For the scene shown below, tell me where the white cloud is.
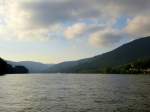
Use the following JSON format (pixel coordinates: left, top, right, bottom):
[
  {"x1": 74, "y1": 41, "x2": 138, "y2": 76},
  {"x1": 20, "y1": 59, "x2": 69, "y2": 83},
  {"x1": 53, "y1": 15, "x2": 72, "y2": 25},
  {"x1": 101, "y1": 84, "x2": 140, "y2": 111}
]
[
  {"x1": 64, "y1": 23, "x2": 87, "y2": 39},
  {"x1": 89, "y1": 28, "x2": 126, "y2": 47},
  {"x1": 64, "y1": 22, "x2": 106, "y2": 39},
  {"x1": 125, "y1": 16, "x2": 150, "y2": 38}
]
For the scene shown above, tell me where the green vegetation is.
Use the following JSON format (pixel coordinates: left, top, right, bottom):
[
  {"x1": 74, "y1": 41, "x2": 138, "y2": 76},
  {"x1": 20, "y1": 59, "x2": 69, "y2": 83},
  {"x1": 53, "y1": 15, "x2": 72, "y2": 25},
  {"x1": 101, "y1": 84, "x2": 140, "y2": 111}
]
[
  {"x1": 48, "y1": 36, "x2": 150, "y2": 74},
  {"x1": 99, "y1": 59, "x2": 150, "y2": 74}
]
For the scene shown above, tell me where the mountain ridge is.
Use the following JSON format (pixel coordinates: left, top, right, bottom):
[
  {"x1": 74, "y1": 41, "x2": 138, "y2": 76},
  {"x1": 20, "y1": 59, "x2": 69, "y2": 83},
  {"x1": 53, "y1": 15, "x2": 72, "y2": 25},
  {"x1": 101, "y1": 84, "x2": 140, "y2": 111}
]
[
  {"x1": 47, "y1": 36, "x2": 150, "y2": 73},
  {"x1": 7, "y1": 61, "x2": 54, "y2": 73}
]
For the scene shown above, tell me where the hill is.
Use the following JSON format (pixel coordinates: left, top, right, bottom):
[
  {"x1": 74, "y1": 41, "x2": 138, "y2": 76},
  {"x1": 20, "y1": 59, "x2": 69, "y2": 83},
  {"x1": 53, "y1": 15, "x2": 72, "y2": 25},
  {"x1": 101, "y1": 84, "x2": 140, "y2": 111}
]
[
  {"x1": 7, "y1": 61, "x2": 54, "y2": 73},
  {"x1": 47, "y1": 36, "x2": 150, "y2": 73},
  {"x1": 0, "y1": 58, "x2": 28, "y2": 75}
]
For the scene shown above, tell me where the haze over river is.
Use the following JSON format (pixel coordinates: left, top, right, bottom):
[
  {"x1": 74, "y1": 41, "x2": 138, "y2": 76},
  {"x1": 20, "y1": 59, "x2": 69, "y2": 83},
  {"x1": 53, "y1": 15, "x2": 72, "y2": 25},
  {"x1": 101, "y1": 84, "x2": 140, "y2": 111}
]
[{"x1": 0, "y1": 74, "x2": 150, "y2": 112}]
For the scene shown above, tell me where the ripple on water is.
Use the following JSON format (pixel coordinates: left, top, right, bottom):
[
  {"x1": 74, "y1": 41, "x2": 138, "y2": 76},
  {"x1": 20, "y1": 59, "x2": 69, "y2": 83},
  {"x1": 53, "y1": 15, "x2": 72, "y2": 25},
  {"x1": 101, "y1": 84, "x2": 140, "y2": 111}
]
[{"x1": 0, "y1": 74, "x2": 150, "y2": 112}]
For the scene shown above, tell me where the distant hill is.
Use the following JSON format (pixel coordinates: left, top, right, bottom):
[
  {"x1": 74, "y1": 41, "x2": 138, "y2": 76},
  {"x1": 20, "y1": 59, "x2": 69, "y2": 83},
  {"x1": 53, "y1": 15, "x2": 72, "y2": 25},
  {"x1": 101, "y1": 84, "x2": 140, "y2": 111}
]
[
  {"x1": 0, "y1": 58, "x2": 28, "y2": 75},
  {"x1": 7, "y1": 61, "x2": 54, "y2": 73},
  {"x1": 47, "y1": 36, "x2": 150, "y2": 73}
]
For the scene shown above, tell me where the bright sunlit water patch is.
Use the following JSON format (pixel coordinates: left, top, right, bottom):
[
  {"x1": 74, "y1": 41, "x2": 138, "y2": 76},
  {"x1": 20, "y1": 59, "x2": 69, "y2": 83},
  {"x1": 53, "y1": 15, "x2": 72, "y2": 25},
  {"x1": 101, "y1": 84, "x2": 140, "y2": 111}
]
[{"x1": 0, "y1": 74, "x2": 150, "y2": 112}]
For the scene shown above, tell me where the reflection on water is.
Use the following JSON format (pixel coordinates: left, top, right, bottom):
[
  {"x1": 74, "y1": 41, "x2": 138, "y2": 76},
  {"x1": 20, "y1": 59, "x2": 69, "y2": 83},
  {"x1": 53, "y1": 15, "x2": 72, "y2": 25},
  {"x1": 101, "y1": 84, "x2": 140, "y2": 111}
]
[{"x1": 0, "y1": 74, "x2": 150, "y2": 112}]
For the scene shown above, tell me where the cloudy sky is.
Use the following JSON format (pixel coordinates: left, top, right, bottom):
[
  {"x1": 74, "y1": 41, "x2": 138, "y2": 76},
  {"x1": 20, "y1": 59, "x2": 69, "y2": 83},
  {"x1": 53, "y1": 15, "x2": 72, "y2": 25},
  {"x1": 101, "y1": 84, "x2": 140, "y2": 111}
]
[{"x1": 0, "y1": 0, "x2": 150, "y2": 63}]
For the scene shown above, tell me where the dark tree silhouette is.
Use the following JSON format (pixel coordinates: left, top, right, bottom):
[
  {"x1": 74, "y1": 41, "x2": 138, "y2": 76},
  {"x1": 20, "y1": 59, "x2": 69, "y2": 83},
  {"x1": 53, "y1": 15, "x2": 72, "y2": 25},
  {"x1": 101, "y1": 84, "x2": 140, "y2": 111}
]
[
  {"x1": 13, "y1": 66, "x2": 29, "y2": 73},
  {"x1": 0, "y1": 58, "x2": 8, "y2": 75},
  {"x1": 0, "y1": 57, "x2": 29, "y2": 75}
]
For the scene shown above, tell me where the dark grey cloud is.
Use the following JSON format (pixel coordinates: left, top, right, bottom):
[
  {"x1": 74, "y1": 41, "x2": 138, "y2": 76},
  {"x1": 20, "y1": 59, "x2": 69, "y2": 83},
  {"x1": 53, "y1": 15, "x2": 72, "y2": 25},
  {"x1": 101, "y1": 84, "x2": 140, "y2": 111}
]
[
  {"x1": 21, "y1": 0, "x2": 103, "y2": 28},
  {"x1": 112, "y1": 0, "x2": 150, "y2": 16},
  {"x1": 20, "y1": 0, "x2": 150, "y2": 28}
]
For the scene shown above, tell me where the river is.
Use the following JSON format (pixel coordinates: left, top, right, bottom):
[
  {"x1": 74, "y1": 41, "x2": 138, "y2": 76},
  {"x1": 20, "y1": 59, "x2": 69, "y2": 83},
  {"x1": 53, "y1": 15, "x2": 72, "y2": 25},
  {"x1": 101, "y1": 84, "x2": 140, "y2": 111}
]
[{"x1": 0, "y1": 74, "x2": 150, "y2": 112}]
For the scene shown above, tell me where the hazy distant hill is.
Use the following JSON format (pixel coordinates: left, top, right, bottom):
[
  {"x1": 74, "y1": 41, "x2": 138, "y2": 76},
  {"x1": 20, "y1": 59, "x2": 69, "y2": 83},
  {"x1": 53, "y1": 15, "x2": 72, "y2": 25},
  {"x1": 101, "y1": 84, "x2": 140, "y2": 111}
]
[
  {"x1": 8, "y1": 61, "x2": 54, "y2": 73},
  {"x1": 0, "y1": 58, "x2": 28, "y2": 75},
  {"x1": 47, "y1": 36, "x2": 150, "y2": 73}
]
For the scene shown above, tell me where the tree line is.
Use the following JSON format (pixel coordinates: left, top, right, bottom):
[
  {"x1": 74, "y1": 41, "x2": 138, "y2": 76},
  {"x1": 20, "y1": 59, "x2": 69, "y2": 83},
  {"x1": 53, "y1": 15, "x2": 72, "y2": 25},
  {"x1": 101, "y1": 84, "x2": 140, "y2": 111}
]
[
  {"x1": 99, "y1": 58, "x2": 150, "y2": 74},
  {"x1": 0, "y1": 58, "x2": 28, "y2": 76}
]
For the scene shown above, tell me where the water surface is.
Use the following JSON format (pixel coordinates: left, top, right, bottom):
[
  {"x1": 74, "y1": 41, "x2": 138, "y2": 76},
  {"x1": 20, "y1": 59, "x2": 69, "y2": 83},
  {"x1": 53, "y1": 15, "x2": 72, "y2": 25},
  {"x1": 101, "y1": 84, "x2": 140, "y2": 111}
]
[{"x1": 0, "y1": 74, "x2": 150, "y2": 112}]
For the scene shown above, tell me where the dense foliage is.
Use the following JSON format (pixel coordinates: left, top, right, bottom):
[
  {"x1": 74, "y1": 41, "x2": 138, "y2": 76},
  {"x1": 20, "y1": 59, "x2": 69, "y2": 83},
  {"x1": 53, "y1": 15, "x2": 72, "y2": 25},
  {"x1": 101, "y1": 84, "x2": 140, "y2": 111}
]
[
  {"x1": 13, "y1": 66, "x2": 29, "y2": 74},
  {"x1": 0, "y1": 58, "x2": 8, "y2": 75},
  {"x1": 99, "y1": 59, "x2": 150, "y2": 74}
]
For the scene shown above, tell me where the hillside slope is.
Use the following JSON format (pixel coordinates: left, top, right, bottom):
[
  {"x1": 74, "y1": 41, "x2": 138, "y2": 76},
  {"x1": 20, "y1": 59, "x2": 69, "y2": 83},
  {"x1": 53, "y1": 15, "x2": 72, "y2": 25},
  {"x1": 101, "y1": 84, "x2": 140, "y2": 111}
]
[
  {"x1": 47, "y1": 36, "x2": 150, "y2": 73},
  {"x1": 8, "y1": 61, "x2": 53, "y2": 73}
]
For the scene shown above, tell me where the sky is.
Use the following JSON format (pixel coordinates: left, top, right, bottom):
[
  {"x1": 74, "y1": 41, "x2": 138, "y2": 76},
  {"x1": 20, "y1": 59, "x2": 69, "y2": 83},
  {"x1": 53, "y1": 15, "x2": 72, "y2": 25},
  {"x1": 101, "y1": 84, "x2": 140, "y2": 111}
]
[{"x1": 0, "y1": 0, "x2": 150, "y2": 63}]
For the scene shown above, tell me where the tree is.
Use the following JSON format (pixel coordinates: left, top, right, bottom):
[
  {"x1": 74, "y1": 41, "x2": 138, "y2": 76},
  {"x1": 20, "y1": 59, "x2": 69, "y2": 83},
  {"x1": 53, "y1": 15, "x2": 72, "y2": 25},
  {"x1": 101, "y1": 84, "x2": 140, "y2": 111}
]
[
  {"x1": 13, "y1": 66, "x2": 29, "y2": 73},
  {"x1": 0, "y1": 58, "x2": 8, "y2": 75},
  {"x1": 0, "y1": 57, "x2": 29, "y2": 75}
]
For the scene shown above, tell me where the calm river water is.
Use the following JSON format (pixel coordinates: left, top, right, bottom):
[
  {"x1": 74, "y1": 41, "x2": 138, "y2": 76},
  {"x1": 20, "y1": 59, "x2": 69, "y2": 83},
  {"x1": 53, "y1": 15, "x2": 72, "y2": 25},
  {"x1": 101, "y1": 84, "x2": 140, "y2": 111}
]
[{"x1": 0, "y1": 74, "x2": 150, "y2": 112}]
